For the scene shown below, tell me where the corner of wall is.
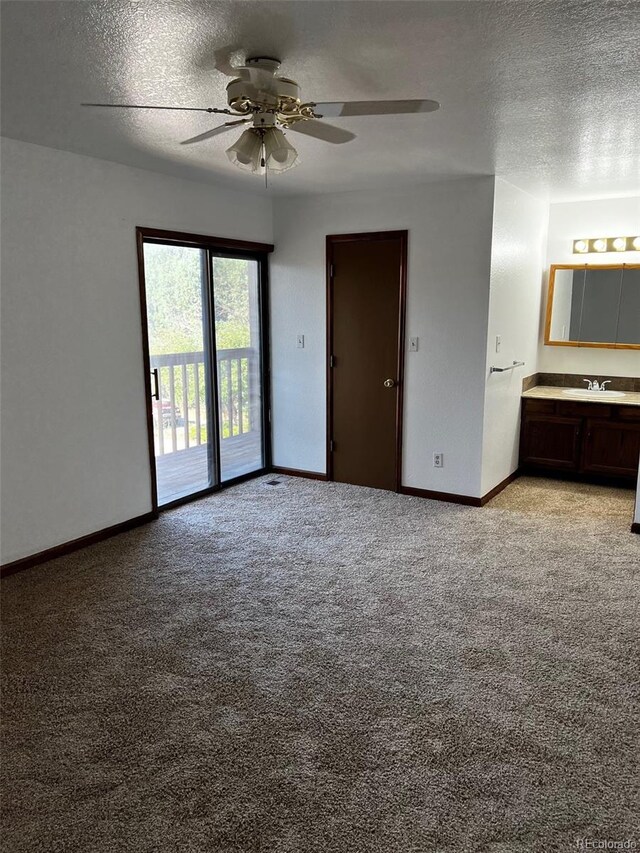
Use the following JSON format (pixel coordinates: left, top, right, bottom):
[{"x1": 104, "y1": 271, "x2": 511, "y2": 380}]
[{"x1": 479, "y1": 178, "x2": 549, "y2": 496}]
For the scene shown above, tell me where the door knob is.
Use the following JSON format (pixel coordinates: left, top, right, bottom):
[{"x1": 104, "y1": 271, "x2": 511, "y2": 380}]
[{"x1": 383, "y1": 378, "x2": 396, "y2": 388}]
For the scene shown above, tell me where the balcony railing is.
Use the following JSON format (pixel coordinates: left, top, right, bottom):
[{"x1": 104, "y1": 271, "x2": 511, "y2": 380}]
[{"x1": 150, "y1": 348, "x2": 259, "y2": 456}]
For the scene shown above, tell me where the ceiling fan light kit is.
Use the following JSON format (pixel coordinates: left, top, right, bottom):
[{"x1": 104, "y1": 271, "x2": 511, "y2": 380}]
[
  {"x1": 226, "y1": 126, "x2": 300, "y2": 174},
  {"x1": 82, "y1": 56, "x2": 440, "y2": 178}
]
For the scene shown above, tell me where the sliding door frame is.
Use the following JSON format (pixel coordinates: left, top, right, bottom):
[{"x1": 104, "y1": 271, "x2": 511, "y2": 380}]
[{"x1": 136, "y1": 227, "x2": 274, "y2": 513}]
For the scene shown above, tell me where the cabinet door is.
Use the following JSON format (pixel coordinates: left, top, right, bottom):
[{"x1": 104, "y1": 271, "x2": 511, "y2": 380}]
[
  {"x1": 582, "y1": 419, "x2": 640, "y2": 478},
  {"x1": 520, "y1": 415, "x2": 582, "y2": 470}
]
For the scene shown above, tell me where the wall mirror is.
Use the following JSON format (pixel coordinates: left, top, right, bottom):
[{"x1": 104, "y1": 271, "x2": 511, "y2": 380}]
[{"x1": 545, "y1": 264, "x2": 640, "y2": 349}]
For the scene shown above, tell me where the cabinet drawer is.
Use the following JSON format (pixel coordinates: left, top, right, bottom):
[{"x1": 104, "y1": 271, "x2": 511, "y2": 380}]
[
  {"x1": 522, "y1": 398, "x2": 557, "y2": 415},
  {"x1": 557, "y1": 402, "x2": 612, "y2": 418},
  {"x1": 616, "y1": 405, "x2": 640, "y2": 421}
]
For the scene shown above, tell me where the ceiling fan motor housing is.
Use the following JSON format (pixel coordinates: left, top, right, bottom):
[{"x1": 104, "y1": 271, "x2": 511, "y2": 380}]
[{"x1": 226, "y1": 56, "x2": 302, "y2": 115}]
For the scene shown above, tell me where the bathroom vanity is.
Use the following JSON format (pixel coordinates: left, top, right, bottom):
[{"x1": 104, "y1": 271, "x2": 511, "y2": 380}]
[
  {"x1": 520, "y1": 387, "x2": 640, "y2": 481},
  {"x1": 524, "y1": 261, "x2": 640, "y2": 484}
]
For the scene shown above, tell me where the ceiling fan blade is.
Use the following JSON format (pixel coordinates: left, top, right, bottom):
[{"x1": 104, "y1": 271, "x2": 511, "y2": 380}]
[
  {"x1": 287, "y1": 120, "x2": 355, "y2": 144},
  {"x1": 180, "y1": 119, "x2": 251, "y2": 146},
  {"x1": 313, "y1": 99, "x2": 440, "y2": 118},
  {"x1": 82, "y1": 103, "x2": 229, "y2": 114}
]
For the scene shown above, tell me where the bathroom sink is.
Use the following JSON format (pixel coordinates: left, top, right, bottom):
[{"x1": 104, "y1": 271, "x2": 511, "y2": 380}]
[{"x1": 563, "y1": 389, "x2": 626, "y2": 399}]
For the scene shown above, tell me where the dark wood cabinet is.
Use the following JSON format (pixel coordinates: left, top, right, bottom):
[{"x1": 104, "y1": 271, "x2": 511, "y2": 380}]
[
  {"x1": 582, "y1": 419, "x2": 640, "y2": 478},
  {"x1": 520, "y1": 397, "x2": 640, "y2": 482},
  {"x1": 521, "y1": 415, "x2": 582, "y2": 470}
]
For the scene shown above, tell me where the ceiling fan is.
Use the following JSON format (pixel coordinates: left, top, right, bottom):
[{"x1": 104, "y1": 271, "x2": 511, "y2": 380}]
[{"x1": 83, "y1": 56, "x2": 440, "y2": 177}]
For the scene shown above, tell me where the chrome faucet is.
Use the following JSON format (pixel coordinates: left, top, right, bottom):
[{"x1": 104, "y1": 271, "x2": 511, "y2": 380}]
[{"x1": 583, "y1": 379, "x2": 611, "y2": 391}]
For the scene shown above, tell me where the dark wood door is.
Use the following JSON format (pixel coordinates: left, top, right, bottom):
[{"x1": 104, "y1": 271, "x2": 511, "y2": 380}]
[
  {"x1": 327, "y1": 232, "x2": 407, "y2": 491},
  {"x1": 520, "y1": 415, "x2": 582, "y2": 470},
  {"x1": 582, "y1": 419, "x2": 640, "y2": 477}
]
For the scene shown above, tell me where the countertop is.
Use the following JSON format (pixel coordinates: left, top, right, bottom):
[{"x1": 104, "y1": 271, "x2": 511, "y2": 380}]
[{"x1": 522, "y1": 386, "x2": 640, "y2": 407}]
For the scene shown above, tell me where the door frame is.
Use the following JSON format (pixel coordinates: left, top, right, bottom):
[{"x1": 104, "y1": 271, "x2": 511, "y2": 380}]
[
  {"x1": 325, "y1": 230, "x2": 408, "y2": 491},
  {"x1": 136, "y1": 226, "x2": 274, "y2": 513}
]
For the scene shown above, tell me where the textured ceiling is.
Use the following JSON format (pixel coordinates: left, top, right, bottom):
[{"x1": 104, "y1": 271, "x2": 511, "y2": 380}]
[{"x1": 1, "y1": 0, "x2": 639, "y2": 199}]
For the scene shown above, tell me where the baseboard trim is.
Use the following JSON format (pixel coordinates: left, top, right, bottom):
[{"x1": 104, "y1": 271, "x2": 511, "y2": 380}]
[
  {"x1": 631, "y1": 522, "x2": 640, "y2": 535},
  {"x1": 399, "y1": 486, "x2": 482, "y2": 507},
  {"x1": 271, "y1": 466, "x2": 328, "y2": 481},
  {"x1": 399, "y1": 470, "x2": 519, "y2": 508},
  {"x1": 0, "y1": 511, "x2": 158, "y2": 579},
  {"x1": 479, "y1": 470, "x2": 520, "y2": 506}
]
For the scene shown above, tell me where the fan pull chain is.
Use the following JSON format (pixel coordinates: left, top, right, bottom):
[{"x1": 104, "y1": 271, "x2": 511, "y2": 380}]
[{"x1": 261, "y1": 139, "x2": 268, "y2": 188}]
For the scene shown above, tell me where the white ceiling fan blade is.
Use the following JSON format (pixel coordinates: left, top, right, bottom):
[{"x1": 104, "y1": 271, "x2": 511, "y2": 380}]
[
  {"x1": 82, "y1": 103, "x2": 230, "y2": 114},
  {"x1": 180, "y1": 119, "x2": 250, "y2": 146},
  {"x1": 313, "y1": 99, "x2": 440, "y2": 118},
  {"x1": 288, "y1": 120, "x2": 356, "y2": 144}
]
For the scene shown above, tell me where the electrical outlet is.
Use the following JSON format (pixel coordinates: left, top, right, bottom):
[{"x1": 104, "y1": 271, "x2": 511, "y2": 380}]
[
  {"x1": 409, "y1": 336, "x2": 419, "y2": 352},
  {"x1": 433, "y1": 452, "x2": 443, "y2": 468},
  {"x1": 495, "y1": 335, "x2": 502, "y2": 353},
  {"x1": 297, "y1": 334, "x2": 305, "y2": 349}
]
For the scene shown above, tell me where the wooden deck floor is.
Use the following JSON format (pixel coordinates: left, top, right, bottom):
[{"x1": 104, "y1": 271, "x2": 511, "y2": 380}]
[{"x1": 155, "y1": 432, "x2": 263, "y2": 505}]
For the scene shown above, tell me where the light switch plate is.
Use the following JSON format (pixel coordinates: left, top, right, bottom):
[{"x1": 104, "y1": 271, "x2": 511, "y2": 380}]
[
  {"x1": 297, "y1": 334, "x2": 305, "y2": 349},
  {"x1": 409, "y1": 337, "x2": 419, "y2": 352},
  {"x1": 495, "y1": 335, "x2": 502, "y2": 353}
]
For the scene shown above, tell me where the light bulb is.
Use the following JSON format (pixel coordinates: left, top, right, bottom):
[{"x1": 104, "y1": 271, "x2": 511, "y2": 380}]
[
  {"x1": 633, "y1": 236, "x2": 640, "y2": 251},
  {"x1": 574, "y1": 240, "x2": 588, "y2": 253},
  {"x1": 612, "y1": 237, "x2": 627, "y2": 251},
  {"x1": 593, "y1": 238, "x2": 607, "y2": 252}
]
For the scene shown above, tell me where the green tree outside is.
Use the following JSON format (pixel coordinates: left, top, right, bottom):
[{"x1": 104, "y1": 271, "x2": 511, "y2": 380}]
[{"x1": 144, "y1": 245, "x2": 257, "y2": 440}]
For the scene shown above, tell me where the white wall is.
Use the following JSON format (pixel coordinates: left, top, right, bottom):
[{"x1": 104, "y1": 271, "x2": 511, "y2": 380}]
[
  {"x1": 0, "y1": 138, "x2": 273, "y2": 564},
  {"x1": 480, "y1": 179, "x2": 548, "y2": 495},
  {"x1": 539, "y1": 196, "x2": 640, "y2": 377},
  {"x1": 5, "y1": 138, "x2": 633, "y2": 562},
  {"x1": 270, "y1": 177, "x2": 496, "y2": 497}
]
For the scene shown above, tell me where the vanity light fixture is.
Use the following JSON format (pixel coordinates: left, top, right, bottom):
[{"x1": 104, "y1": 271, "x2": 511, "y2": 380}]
[{"x1": 572, "y1": 236, "x2": 640, "y2": 254}]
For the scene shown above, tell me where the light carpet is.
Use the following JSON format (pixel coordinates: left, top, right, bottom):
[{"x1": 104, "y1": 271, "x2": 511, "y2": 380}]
[
  {"x1": 486, "y1": 474, "x2": 636, "y2": 524},
  {"x1": 2, "y1": 475, "x2": 639, "y2": 852}
]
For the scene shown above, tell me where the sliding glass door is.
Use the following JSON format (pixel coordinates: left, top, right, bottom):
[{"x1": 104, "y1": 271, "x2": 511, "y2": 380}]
[
  {"x1": 212, "y1": 256, "x2": 264, "y2": 482},
  {"x1": 144, "y1": 244, "x2": 214, "y2": 505},
  {"x1": 138, "y1": 231, "x2": 270, "y2": 508}
]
